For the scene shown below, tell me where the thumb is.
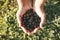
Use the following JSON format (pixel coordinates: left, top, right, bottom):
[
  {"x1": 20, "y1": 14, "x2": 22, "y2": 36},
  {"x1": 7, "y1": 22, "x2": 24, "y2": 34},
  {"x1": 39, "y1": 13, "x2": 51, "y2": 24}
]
[
  {"x1": 31, "y1": 27, "x2": 40, "y2": 34},
  {"x1": 40, "y1": 15, "x2": 46, "y2": 28},
  {"x1": 40, "y1": 22, "x2": 43, "y2": 28}
]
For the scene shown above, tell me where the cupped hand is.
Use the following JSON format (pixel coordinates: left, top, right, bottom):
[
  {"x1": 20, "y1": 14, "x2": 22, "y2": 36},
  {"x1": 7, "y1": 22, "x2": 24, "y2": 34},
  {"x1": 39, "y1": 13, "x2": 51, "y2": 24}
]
[
  {"x1": 16, "y1": 7, "x2": 33, "y2": 35},
  {"x1": 31, "y1": 8, "x2": 46, "y2": 34},
  {"x1": 16, "y1": 7, "x2": 46, "y2": 35},
  {"x1": 16, "y1": 0, "x2": 46, "y2": 35},
  {"x1": 30, "y1": 0, "x2": 46, "y2": 34}
]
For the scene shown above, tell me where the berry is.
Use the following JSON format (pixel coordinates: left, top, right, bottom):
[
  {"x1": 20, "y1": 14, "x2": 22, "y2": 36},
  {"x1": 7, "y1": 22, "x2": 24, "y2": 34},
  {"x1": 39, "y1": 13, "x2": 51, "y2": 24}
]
[{"x1": 21, "y1": 9, "x2": 41, "y2": 32}]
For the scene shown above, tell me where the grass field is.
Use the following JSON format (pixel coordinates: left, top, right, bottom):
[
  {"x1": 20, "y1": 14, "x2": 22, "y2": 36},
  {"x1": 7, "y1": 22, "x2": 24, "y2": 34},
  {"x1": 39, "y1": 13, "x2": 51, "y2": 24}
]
[{"x1": 0, "y1": 0, "x2": 60, "y2": 40}]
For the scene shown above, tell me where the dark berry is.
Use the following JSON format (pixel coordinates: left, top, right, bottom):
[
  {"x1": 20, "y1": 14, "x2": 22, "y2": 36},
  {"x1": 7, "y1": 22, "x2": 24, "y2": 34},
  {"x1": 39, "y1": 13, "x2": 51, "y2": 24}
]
[{"x1": 21, "y1": 9, "x2": 41, "y2": 32}]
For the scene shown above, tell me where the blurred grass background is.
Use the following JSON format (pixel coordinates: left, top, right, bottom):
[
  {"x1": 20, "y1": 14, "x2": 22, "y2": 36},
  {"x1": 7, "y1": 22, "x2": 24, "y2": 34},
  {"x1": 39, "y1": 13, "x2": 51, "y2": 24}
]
[{"x1": 0, "y1": 0, "x2": 60, "y2": 40}]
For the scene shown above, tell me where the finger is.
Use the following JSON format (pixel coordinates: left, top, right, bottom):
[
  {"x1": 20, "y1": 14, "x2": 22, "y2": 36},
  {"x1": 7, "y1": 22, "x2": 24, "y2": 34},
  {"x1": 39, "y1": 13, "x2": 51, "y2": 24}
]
[
  {"x1": 21, "y1": 27, "x2": 29, "y2": 34},
  {"x1": 21, "y1": 27, "x2": 32, "y2": 35},
  {"x1": 31, "y1": 27, "x2": 40, "y2": 34},
  {"x1": 40, "y1": 14, "x2": 46, "y2": 28},
  {"x1": 16, "y1": 10, "x2": 22, "y2": 27}
]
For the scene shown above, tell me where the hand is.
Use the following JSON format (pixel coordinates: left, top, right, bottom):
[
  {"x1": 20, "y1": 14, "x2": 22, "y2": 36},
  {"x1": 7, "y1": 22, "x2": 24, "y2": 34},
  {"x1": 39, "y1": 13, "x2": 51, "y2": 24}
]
[
  {"x1": 31, "y1": 8, "x2": 46, "y2": 34},
  {"x1": 16, "y1": 7, "x2": 32, "y2": 35},
  {"x1": 16, "y1": 0, "x2": 46, "y2": 35},
  {"x1": 30, "y1": 0, "x2": 46, "y2": 34},
  {"x1": 16, "y1": 0, "x2": 33, "y2": 35}
]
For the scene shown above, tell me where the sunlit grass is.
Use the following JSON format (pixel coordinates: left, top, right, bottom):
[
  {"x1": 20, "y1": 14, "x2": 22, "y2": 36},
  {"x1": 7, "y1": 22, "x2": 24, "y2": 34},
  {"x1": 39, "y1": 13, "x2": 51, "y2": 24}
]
[{"x1": 0, "y1": 0, "x2": 60, "y2": 40}]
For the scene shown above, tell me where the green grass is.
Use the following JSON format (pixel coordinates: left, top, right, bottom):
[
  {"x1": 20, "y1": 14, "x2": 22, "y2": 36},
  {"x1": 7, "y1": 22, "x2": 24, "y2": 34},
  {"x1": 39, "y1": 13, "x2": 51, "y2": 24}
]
[{"x1": 0, "y1": 0, "x2": 60, "y2": 40}]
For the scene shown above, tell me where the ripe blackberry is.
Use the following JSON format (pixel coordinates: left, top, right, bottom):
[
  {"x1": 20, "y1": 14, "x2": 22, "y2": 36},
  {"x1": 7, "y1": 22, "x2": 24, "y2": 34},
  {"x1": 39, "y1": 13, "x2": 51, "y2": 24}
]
[{"x1": 21, "y1": 9, "x2": 41, "y2": 32}]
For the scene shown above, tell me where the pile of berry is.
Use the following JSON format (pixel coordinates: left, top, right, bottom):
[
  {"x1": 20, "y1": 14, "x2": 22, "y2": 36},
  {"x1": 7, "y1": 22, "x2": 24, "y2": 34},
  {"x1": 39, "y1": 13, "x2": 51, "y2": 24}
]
[{"x1": 21, "y1": 9, "x2": 40, "y2": 32}]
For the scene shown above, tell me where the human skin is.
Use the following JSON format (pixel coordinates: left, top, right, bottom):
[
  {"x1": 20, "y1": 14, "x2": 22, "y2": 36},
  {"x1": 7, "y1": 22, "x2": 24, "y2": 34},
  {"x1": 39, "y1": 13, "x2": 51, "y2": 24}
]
[{"x1": 16, "y1": 0, "x2": 46, "y2": 35}]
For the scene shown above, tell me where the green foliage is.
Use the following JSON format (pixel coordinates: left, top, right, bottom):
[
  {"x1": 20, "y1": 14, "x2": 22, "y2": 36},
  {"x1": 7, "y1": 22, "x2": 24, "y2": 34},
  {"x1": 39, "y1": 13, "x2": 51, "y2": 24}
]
[{"x1": 0, "y1": 0, "x2": 60, "y2": 40}]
